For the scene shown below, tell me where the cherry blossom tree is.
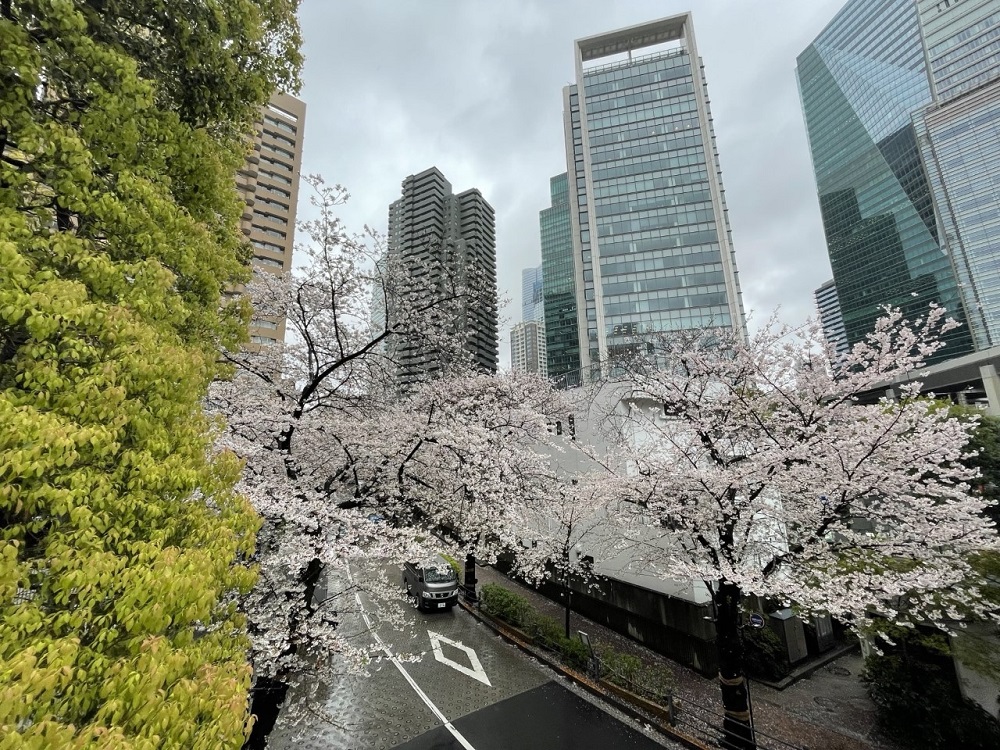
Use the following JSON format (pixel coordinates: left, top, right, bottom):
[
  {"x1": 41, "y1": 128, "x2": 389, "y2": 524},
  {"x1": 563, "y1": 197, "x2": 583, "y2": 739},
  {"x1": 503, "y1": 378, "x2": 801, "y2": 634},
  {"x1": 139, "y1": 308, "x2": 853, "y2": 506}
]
[
  {"x1": 594, "y1": 308, "x2": 1000, "y2": 750},
  {"x1": 511, "y1": 476, "x2": 616, "y2": 638},
  {"x1": 208, "y1": 179, "x2": 565, "y2": 743}
]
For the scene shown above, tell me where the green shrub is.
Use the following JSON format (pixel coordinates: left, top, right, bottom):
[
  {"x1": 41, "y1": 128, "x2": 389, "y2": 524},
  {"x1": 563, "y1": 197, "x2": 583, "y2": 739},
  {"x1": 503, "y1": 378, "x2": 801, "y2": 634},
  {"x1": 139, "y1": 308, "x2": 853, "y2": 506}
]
[
  {"x1": 864, "y1": 629, "x2": 1000, "y2": 749},
  {"x1": 521, "y1": 612, "x2": 590, "y2": 670},
  {"x1": 480, "y1": 584, "x2": 531, "y2": 627},
  {"x1": 598, "y1": 646, "x2": 676, "y2": 703},
  {"x1": 743, "y1": 624, "x2": 791, "y2": 681},
  {"x1": 558, "y1": 635, "x2": 591, "y2": 671},
  {"x1": 523, "y1": 611, "x2": 565, "y2": 646},
  {"x1": 441, "y1": 553, "x2": 462, "y2": 577},
  {"x1": 599, "y1": 646, "x2": 642, "y2": 685},
  {"x1": 635, "y1": 662, "x2": 677, "y2": 702}
]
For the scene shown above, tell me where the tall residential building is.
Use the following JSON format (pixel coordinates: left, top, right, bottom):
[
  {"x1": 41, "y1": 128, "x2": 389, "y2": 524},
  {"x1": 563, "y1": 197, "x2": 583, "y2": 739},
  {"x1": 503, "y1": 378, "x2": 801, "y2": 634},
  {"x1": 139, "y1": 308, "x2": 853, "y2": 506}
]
[
  {"x1": 815, "y1": 279, "x2": 850, "y2": 356},
  {"x1": 387, "y1": 167, "x2": 498, "y2": 387},
  {"x1": 239, "y1": 92, "x2": 306, "y2": 346},
  {"x1": 510, "y1": 321, "x2": 548, "y2": 377},
  {"x1": 795, "y1": 0, "x2": 1000, "y2": 362},
  {"x1": 522, "y1": 265, "x2": 545, "y2": 323},
  {"x1": 564, "y1": 14, "x2": 746, "y2": 380},
  {"x1": 540, "y1": 173, "x2": 582, "y2": 388}
]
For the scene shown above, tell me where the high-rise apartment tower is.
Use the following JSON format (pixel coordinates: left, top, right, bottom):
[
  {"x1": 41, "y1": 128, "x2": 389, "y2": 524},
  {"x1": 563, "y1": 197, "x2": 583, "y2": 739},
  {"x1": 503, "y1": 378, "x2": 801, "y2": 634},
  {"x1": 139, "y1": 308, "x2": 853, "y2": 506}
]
[
  {"x1": 510, "y1": 321, "x2": 548, "y2": 377},
  {"x1": 563, "y1": 14, "x2": 746, "y2": 379},
  {"x1": 238, "y1": 92, "x2": 306, "y2": 346},
  {"x1": 387, "y1": 167, "x2": 498, "y2": 387}
]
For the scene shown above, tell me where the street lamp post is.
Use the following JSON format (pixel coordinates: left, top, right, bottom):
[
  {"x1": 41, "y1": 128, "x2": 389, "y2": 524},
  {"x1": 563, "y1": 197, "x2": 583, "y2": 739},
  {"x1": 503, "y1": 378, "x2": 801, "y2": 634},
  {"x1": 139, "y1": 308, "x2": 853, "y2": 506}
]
[{"x1": 463, "y1": 551, "x2": 478, "y2": 603}]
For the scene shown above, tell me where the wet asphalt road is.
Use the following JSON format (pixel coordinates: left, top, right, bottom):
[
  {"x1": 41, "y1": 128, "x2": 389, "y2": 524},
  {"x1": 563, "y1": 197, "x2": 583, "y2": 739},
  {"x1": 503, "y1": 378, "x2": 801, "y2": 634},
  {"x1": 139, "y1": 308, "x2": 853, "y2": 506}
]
[{"x1": 268, "y1": 562, "x2": 676, "y2": 749}]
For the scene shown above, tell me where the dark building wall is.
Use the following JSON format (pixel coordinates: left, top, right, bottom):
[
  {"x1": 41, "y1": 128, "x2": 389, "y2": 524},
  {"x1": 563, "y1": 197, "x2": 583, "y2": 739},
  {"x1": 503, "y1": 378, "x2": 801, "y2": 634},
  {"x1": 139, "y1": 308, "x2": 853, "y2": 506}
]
[{"x1": 511, "y1": 565, "x2": 718, "y2": 676}]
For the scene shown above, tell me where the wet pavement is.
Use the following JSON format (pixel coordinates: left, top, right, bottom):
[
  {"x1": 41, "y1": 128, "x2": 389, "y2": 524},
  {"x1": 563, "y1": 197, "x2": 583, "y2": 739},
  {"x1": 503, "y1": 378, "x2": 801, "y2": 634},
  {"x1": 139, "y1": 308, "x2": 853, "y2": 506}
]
[
  {"x1": 396, "y1": 682, "x2": 669, "y2": 750},
  {"x1": 267, "y1": 561, "x2": 680, "y2": 749}
]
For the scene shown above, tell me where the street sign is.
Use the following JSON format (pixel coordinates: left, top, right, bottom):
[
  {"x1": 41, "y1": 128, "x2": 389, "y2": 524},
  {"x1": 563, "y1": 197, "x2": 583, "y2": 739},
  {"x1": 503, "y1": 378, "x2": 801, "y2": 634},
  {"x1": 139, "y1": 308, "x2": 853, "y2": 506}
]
[{"x1": 748, "y1": 613, "x2": 765, "y2": 629}]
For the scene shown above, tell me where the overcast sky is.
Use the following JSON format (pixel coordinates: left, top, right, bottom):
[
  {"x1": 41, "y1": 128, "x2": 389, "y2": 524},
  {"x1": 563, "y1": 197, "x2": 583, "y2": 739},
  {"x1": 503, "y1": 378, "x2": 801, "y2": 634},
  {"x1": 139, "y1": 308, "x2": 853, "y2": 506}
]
[{"x1": 296, "y1": 0, "x2": 847, "y2": 367}]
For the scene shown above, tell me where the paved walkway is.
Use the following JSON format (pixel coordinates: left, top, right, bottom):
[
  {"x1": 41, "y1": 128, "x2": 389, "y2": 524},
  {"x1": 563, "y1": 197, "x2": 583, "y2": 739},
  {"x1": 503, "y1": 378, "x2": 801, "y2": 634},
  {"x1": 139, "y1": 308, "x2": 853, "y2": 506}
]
[{"x1": 474, "y1": 566, "x2": 903, "y2": 750}]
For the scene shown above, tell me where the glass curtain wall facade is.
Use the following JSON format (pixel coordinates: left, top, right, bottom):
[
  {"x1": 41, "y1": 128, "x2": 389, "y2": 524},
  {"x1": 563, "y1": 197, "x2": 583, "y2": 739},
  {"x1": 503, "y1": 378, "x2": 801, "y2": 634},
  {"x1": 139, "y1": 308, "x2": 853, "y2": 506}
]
[
  {"x1": 566, "y1": 15, "x2": 745, "y2": 379},
  {"x1": 797, "y1": 0, "x2": 975, "y2": 361},
  {"x1": 540, "y1": 173, "x2": 582, "y2": 387},
  {"x1": 521, "y1": 265, "x2": 545, "y2": 323},
  {"x1": 917, "y1": 0, "x2": 1000, "y2": 349}
]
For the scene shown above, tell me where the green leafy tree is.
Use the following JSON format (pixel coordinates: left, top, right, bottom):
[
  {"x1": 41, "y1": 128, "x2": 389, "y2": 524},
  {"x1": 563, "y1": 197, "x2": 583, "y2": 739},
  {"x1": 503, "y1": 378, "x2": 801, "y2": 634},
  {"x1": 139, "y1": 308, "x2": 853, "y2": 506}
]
[
  {"x1": 0, "y1": 1, "x2": 300, "y2": 747},
  {"x1": 952, "y1": 406, "x2": 1000, "y2": 527}
]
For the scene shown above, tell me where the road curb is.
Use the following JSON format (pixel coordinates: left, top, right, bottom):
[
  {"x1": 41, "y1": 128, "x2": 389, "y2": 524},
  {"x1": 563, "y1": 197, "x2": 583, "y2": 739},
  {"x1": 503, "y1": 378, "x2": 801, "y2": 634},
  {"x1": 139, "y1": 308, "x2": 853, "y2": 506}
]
[
  {"x1": 753, "y1": 641, "x2": 859, "y2": 691},
  {"x1": 458, "y1": 599, "x2": 712, "y2": 750}
]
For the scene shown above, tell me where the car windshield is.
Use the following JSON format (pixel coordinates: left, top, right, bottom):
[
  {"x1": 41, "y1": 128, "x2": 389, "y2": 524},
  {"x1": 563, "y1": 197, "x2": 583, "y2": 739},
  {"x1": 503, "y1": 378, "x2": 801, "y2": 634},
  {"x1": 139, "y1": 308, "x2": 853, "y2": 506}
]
[{"x1": 423, "y1": 566, "x2": 455, "y2": 583}]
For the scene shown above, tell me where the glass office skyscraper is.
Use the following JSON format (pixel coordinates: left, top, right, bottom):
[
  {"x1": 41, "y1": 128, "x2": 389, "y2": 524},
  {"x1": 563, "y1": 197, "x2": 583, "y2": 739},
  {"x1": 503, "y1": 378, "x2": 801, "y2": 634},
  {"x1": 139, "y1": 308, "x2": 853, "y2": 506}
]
[
  {"x1": 540, "y1": 173, "x2": 582, "y2": 387},
  {"x1": 798, "y1": 0, "x2": 1000, "y2": 360},
  {"x1": 917, "y1": 0, "x2": 1000, "y2": 349},
  {"x1": 564, "y1": 15, "x2": 745, "y2": 379},
  {"x1": 521, "y1": 265, "x2": 545, "y2": 323}
]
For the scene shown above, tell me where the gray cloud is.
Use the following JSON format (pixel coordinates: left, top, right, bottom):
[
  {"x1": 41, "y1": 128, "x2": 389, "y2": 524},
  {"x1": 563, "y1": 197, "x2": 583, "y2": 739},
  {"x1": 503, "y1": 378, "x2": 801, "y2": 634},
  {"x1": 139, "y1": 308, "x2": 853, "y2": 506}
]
[{"x1": 297, "y1": 0, "x2": 846, "y2": 366}]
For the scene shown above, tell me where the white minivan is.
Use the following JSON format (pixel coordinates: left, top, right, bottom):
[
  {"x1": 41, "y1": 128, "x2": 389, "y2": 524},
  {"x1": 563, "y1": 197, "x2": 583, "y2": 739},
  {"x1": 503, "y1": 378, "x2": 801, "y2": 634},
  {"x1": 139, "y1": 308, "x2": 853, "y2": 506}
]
[{"x1": 402, "y1": 556, "x2": 459, "y2": 611}]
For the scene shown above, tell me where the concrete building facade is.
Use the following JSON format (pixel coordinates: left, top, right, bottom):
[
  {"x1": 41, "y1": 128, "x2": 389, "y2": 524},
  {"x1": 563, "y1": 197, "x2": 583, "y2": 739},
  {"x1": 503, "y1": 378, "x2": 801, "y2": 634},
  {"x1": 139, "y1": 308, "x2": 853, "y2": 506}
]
[
  {"x1": 239, "y1": 92, "x2": 306, "y2": 346},
  {"x1": 387, "y1": 167, "x2": 498, "y2": 387},
  {"x1": 510, "y1": 320, "x2": 548, "y2": 377},
  {"x1": 563, "y1": 14, "x2": 746, "y2": 380}
]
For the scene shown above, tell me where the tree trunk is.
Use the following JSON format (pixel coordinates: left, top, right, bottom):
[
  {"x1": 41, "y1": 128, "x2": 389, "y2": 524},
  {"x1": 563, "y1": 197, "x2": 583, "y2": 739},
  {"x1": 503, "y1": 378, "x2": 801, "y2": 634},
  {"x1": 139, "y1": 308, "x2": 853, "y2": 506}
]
[
  {"x1": 243, "y1": 676, "x2": 288, "y2": 750},
  {"x1": 715, "y1": 581, "x2": 755, "y2": 750},
  {"x1": 563, "y1": 574, "x2": 572, "y2": 639}
]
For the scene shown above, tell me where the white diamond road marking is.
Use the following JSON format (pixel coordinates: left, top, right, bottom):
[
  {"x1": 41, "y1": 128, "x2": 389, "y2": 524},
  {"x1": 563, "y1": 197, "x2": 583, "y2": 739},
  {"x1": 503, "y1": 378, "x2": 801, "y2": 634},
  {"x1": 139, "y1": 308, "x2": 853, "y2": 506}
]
[{"x1": 427, "y1": 630, "x2": 492, "y2": 686}]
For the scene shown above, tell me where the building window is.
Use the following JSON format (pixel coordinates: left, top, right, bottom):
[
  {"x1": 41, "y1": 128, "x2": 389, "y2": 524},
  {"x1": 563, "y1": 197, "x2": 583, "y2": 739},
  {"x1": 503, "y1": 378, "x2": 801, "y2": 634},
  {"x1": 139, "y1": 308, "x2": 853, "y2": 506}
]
[
  {"x1": 264, "y1": 114, "x2": 297, "y2": 134},
  {"x1": 253, "y1": 255, "x2": 284, "y2": 269}
]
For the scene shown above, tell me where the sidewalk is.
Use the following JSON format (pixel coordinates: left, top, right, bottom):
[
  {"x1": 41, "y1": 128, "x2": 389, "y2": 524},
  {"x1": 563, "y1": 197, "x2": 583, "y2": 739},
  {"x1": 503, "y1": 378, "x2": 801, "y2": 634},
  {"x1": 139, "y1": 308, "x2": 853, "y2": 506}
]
[{"x1": 473, "y1": 566, "x2": 903, "y2": 750}]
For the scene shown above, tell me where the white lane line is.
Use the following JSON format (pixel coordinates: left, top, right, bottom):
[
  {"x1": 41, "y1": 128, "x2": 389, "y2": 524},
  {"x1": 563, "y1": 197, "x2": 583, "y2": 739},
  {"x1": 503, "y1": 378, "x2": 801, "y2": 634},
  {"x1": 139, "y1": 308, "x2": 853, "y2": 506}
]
[
  {"x1": 348, "y1": 570, "x2": 477, "y2": 750},
  {"x1": 428, "y1": 631, "x2": 492, "y2": 686}
]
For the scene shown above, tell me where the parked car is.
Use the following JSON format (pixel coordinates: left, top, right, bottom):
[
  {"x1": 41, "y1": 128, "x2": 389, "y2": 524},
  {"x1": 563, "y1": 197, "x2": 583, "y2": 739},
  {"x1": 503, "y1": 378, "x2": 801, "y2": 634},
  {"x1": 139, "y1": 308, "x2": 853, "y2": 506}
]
[{"x1": 402, "y1": 556, "x2": 459, "y2": 611}]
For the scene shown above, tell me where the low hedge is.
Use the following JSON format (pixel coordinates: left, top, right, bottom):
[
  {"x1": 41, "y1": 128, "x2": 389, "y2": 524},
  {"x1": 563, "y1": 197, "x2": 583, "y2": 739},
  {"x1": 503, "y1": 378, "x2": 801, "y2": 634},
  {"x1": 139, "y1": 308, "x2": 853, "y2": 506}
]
[
  {"x1": 598, "y1": 645, "x2": 676, "y2": 703},
  {"x1": 479, "y1": 583, "x2": 674, "y2": 697},
  {"x1": 480, "y1": 583, "x2": 532, "y2": 627}
]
